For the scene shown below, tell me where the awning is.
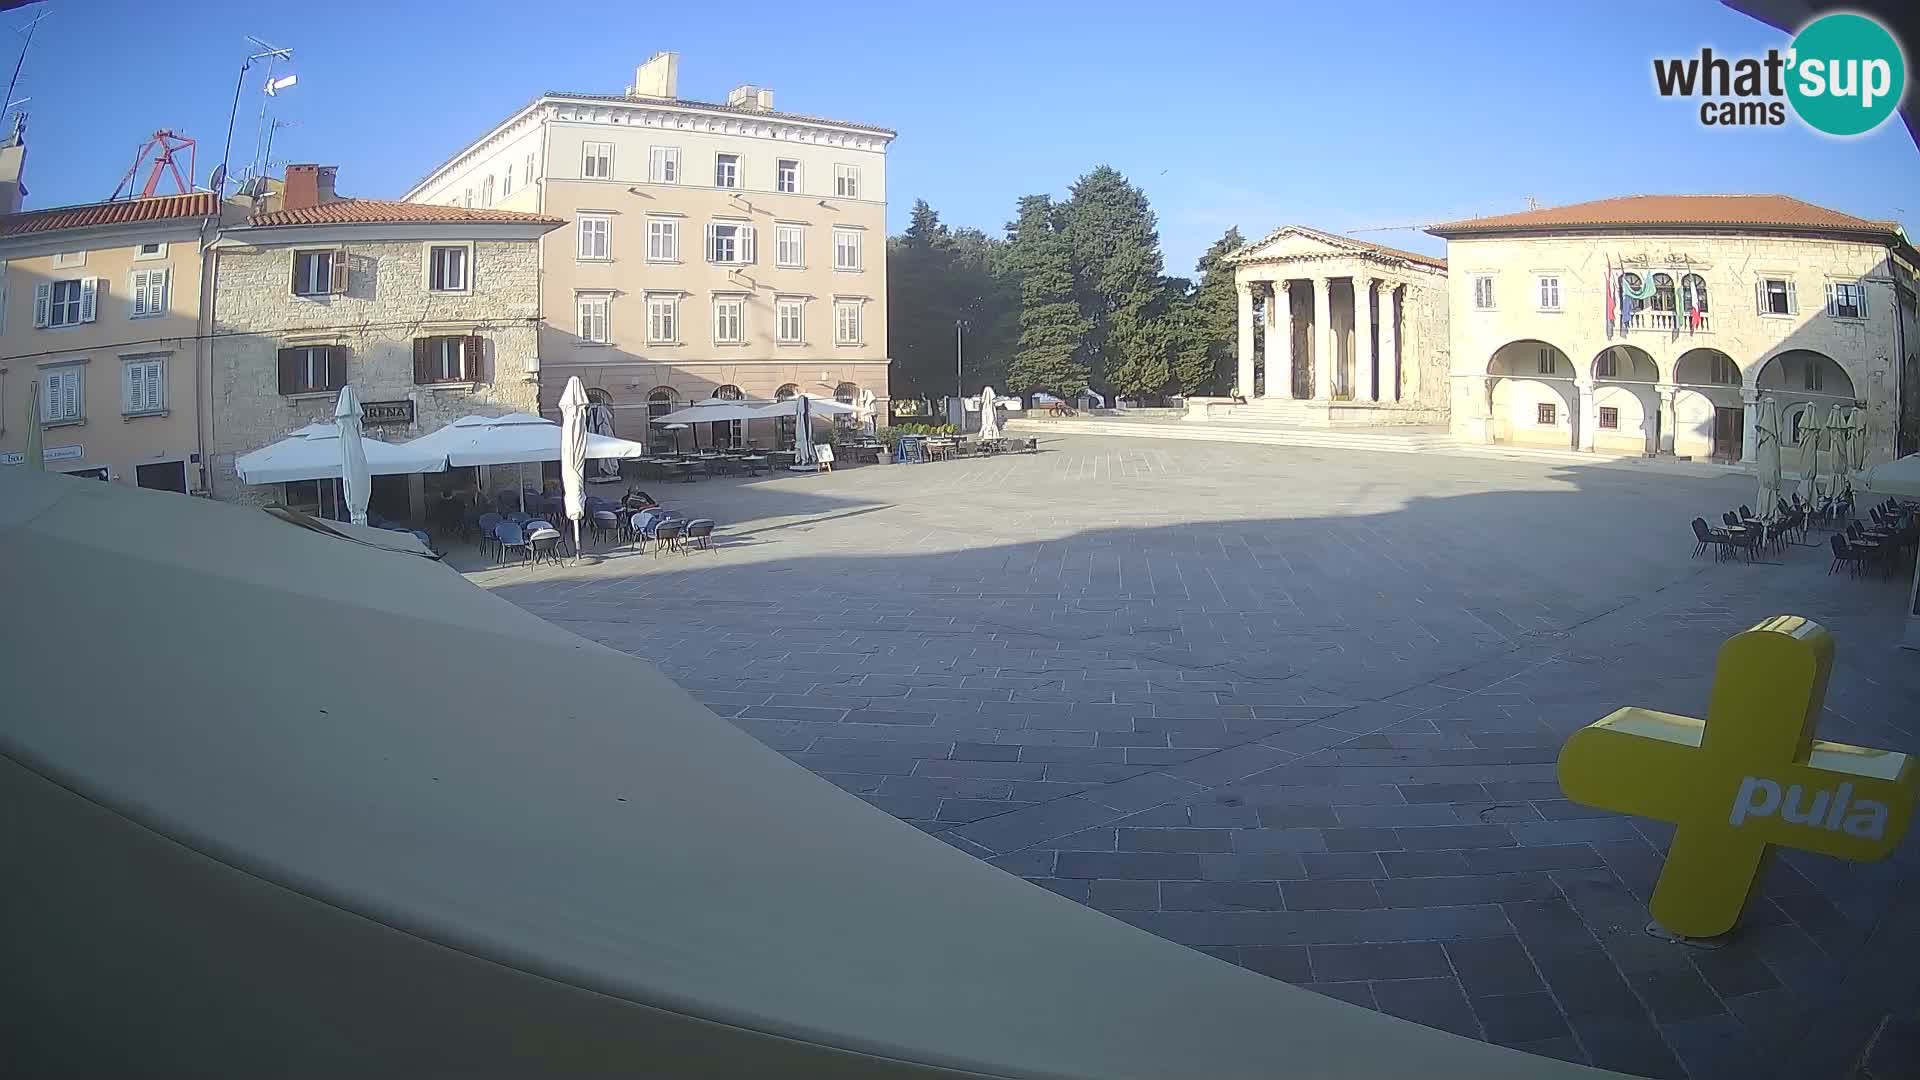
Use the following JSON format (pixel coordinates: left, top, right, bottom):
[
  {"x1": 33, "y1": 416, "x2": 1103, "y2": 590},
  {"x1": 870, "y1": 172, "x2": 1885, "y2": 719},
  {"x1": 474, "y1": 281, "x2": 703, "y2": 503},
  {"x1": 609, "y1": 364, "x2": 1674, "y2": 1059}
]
[
  {"x1": 749, "y1": 394, "x2": 857, "y2": 419},
  {"x1": 234, "y1": 423, "x2": 448, "y2": 485},
  {"x1": 402, "y1": 412, "x2": 650, "y2": 467},
  {"x1": 652, "y1": 401, "x2": 769, "y2": 425},
  {"x1": 1859, "y1": 453, "x2": 1920, "y2": 499},
  {"x1": 0, "y1": 467, "x2": 1606, "y2": 1079}
]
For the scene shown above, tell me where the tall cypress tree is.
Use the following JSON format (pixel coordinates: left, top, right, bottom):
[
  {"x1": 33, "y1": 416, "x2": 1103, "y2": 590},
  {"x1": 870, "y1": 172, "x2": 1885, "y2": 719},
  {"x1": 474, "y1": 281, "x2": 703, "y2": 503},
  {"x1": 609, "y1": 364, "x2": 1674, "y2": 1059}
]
[
  {"x1": 1003, "y1": 195, "x2": 1090, "y2": 396},
  {"x1": 1169, "y1": 227, "x2": 1246, "y2": 395},
  {"x1": 1062, "y1": 166, "x2": 1165, "y2": 395}
]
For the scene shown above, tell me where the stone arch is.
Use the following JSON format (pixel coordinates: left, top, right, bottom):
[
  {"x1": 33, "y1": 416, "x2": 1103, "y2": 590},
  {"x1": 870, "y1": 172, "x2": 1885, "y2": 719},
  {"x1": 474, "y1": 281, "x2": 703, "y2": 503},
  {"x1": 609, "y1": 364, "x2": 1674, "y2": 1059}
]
[
  {"x1": 1485, "y1": 340, "x2": 1576, "y2": 449},
  {"x1": 1670, "y1": 349, "x2": 1745, "y2": 461},
  {"x1": 833, "y1": 381, "x2": 859, "y2": 404},
  {"x1": 1751, "y1": 349, "x2": 1856, "y2": 400},
  {"x1": 1590, "y1": 346, "x2": 1661, "y2": 454},
  {"x1": 585, "y1": 387, "x2": 612, "y2": 404}
]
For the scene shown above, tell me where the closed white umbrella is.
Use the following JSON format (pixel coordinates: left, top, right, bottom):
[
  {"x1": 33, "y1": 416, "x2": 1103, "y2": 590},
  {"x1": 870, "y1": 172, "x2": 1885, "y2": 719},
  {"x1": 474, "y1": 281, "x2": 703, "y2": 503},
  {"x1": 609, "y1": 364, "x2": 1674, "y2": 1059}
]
[
  {"x1": 794, "y1": 394, "x2": 815, "y2": 468},
  {"x1": 23, "y1": 380, "x2": 43, "y2": 471},
  {"x1": 559, "y1": 378, "x2": 589, "y2": 561},
  {"x1": 978, "y1": 386, "x2": 1002, "y2": 441},
  {"x1": 334, "y1": 386, "x2": 372, "y2": 526},
  {"x1": 1796, "y1": 406, "x2": 1825, "y2": 504},
  {"x1": 1826, "y1": 405, "x2": 1852, "y2": 507},
  {"x1": 586, "y1": 399, "x2": 621, "y2": 483},
  {"x1": 855, "y1": 388, "x2": 878, "y2": 438},
  {"x1": 1755, "y1": 396, "x2": 1781, "y2": 523}
]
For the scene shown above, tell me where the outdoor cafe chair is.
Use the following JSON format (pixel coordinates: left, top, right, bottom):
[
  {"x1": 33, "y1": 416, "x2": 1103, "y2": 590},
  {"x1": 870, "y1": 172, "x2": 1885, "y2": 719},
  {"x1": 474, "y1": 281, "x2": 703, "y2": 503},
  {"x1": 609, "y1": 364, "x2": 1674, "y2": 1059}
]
[
  {"x1": 477, "y1": 513, "x2": 503, "y2": 561},
  {"x1": 493, "y1": 521, "x2": 532, "y2": 568},
  {"x1": 1691, "y1": 517, "x2": 1735, "y2": 561},
  {"x1": 684, "y1": 519, "x2": 715, "y2": 550},
  {"x1": 528, "y1": 526, "x2": 565, "y2": 566},
  {"x1": 591, "y1": 509, "x2": 620, "y2": 544},
  {"x1": 1828, "y1": 534, "x2": 1870, "y2": 578},
  {"x1": 651, "y1": 519, "x2": 685, "y2": 555}
]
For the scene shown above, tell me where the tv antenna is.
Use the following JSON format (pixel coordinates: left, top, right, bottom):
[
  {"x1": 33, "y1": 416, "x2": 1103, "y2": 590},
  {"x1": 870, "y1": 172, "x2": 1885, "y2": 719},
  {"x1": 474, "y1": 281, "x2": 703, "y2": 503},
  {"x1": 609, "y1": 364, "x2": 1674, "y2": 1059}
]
[
  {"x1": 3, "y1": 10, "x2": 47, "y2": 125},
  {"x1": 216, "y1": 36, "x2": 292, "y2": 195},
  {"x1": 110, "y1": 130, "x2": 197, "y2": 200}
]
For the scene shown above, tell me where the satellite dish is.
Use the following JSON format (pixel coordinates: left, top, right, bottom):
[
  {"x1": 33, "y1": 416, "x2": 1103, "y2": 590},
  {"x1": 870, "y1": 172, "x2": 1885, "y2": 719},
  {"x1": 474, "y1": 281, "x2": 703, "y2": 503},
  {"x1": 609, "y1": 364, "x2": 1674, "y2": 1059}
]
[{"x1": 209, "y1": 164, "x2": 227, "y2": 192}]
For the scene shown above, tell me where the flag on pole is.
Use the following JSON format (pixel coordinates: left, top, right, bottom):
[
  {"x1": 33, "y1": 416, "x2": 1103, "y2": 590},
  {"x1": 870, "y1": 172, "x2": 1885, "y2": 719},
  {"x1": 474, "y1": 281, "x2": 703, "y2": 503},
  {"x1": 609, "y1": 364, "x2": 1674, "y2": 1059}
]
[{"x1": 1604, "y1": 258, "x2": 1616, "y2": 339}]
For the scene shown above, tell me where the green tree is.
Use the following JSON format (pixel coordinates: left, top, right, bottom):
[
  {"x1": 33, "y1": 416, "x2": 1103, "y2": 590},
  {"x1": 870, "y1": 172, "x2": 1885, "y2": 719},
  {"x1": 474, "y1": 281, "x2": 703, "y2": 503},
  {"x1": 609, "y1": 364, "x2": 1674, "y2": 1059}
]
[
  {"x1": 1168, "y1": 227, "x2": 1245, "y2": 395},
  {"x1": 1003, "y1": 194, "x2": 1090, "y2": 396},
  {"x1": 1062, "y1": 166, "x2": 1165, "y2": 395},
  {"x1": 886, "y1": 201, "x2": 1018, "y2": 400}
]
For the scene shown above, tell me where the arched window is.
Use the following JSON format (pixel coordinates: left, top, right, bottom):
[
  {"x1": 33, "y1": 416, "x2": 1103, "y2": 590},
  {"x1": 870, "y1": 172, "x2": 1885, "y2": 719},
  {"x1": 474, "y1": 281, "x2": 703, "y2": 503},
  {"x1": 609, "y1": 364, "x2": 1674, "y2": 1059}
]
[
  {"x1": 775, "y1": 383, "x2": 798, "y2": 400},
  {"x1": 481, "y1": 176, "x2": 495, "y2": 207},
  {"x1": 774, "y1": 384, "x2": 799, "y2": 449},
  {"x1": 833, "y1": 382, "x2": 858, "y2": 404},
  {"x1": 1651, "y1": 273, "x2": 1676, "y2": 313},
  {"x1": 710, "y1": 384, "x2": 745, "y2": 448},
  {"x1": 647, "y1": 386, "x2": 676, "y2": 420},
  {"x1": 712, "y1": 384, "x2": 744, "y2": 400},
  {"x1": 1681, "y1": 274, "x2": 1708, "y2": 314},
  {"x1": 586, "y1": 387, "x2": 612, "y2": 404}
]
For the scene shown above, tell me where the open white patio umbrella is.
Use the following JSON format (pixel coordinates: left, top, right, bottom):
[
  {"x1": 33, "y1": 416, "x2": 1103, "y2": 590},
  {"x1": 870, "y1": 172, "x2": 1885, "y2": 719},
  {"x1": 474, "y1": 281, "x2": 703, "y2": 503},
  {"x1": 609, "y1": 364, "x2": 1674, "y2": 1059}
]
[
  {"x1": 1754, "y1": 396, "x2": 1782, "y2": 522},
  {"x1": 335, "y1": 386, "x2": 373, "y2": 526},
  {"x1": 750, "y1": 395, "x2": 853, "y2": 470},
  {"x1": 404, "y1": 413, "x2": 649, "y2": 513},
  {"x1": 978, "y1": 385, "x2": 1002, "y2": 441},
  {"x1": 559, "y1": 378, "x2": 589, "y2": 561},
  {"x1": 235, "y1": 424, "x2": 447, "y2": 487}
]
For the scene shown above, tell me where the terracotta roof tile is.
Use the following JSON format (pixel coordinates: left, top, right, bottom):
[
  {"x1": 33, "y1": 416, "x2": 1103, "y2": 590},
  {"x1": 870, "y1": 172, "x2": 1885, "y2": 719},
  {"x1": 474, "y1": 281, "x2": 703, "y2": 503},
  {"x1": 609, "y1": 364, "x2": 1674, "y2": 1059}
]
[
  {"x1": 247, "y1": 199, "x2": 563, "y2": 228},
  {"x1": 1427, "y1": 194, "x2": 1903, "y2": 239},
  {"x1": 0, "y1": 192, "x2": 217, "y2": 238}
]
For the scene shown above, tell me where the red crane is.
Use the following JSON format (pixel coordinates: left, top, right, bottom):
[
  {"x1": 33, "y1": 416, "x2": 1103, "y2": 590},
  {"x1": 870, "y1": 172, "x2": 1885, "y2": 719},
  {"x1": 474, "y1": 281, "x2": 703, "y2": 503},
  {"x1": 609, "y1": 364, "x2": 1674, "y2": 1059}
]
[{"x1": 110, "y1": 130, "x2": 197, "y2": 200}]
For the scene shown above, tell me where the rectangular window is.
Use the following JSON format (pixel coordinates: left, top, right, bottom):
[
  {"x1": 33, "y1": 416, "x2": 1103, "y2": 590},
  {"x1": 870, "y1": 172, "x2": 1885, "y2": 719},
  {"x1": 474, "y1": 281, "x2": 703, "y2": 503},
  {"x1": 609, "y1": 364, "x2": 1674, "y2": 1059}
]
[
  {"x1": 42, "y1": 367, "x2": 82, "y2": 422},
  {"x1": 577, "y1": 293, "x2": 610, "y2": 344},
  {"x1": 714, "y1": 153, "x2": 739, "y2": 188},
  {"x1": 1712, "y1": 354, "x2": 1739, "y2": 386},
  {"x1": 291, "y1": 250, "x2": 344, "y2": 296},
  {"x1": 577, "y1": 214, "x2": 610, "y2": 260},
  {"x1": 35, "y1": 278, "x2": 97, "y2": 328},
  {"x1": 130, "y1": 268, "x2": 168, "y2": 318},
  {"x1": 1598, "y1": 406, "x2": 1619, "y2": 430},
  {"x1": 705, "y1": 221, "x2": 755, "y2": 264},
  {"x1": 777, "y1": 159, "x2": 799, "y2": 193},
  {"x1": 1536, "y1": 402, "x2": 1557, "y2": 426},
  {"x1": 428, "y1": 245, "x2": 470, "y2": 292},
  {"x1": 464, "y1": 189, "x2": 473, "y2": 208},
  {"x1": 124, "y1": 356, "x2": 167, "y2": 415},
  {"x1": 776, "y1": 224, "x2": 804, "y2": 268},
  {"x1": 501, "y1": 167, "x2": 512, "y2": 197},
  {"x1": 1594, "y1": 351, "x2": 1616, "y2": 379},
  {"x1": 712, "y1": 296, "x2": 745, "y2": 344},
  {"x1": 1536, "y1": 347, "x2": 1556, "y2": 375},
  {"x1": 834, "y1": 299, "x2": 863, "y2": 345},
  {"x1": 524, "y1": 152, "x2": 535, "y2": 184},
  {"x1": 647, "y1": 294, "x2": 679, "y2": 344},
  {"x1": 1804, "y1": 361, "x2": 1824, "y2": 392},
  {"x1": 1472, "y1": 275, "x2": 1496, "y2": 310},
  {"x1": 1537, "y1": 275, "x2": 1560, "y2": 311},
  {"x1": 1759, "y1": 277, "x2": 1796, "y2": 315},
  {"x1": 834, "y1": 228, "x2": 861, "y2": 271},
  {"x1": 649, "y1": 146, "x2": 679, "y2": 183},
  {"x1": 1828, "y1": 280, "x2": 1866, "y2": 319},
  {"x1": 415, "y1": 335, "x2": 477, "y2": 384},
  {"x1": 776, "y1": 298, "x2": 804, "y2": 344},
  {"x1": 582, "y1": 142, "x2": 613, "y2": 179},
  {"x1": 135, "y1": 241, "x2": 166, "y2": 260},
  {"x1": 647, "y1": 217, "x2": 679, "y2": 261},
  {"x1": 833, "y1": 163, "x2": 861, "y2": 198},
  {"x1": 52, "y1": 251, "x2": 85, "y2": 268},
  {"x1": 278, "y1": 345, "x2": 346, "y2": 395}
]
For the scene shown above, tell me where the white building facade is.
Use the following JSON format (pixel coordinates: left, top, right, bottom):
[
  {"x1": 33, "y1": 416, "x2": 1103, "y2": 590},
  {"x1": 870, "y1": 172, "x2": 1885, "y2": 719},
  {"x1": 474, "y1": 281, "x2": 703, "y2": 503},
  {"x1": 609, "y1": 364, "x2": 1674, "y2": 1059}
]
[
  {"x1": 403, "y1": 52, "x2": 894, "y2": 448},
  {"x1": 1430, "y1": 195, "x2": 1917, "y2": 464}
]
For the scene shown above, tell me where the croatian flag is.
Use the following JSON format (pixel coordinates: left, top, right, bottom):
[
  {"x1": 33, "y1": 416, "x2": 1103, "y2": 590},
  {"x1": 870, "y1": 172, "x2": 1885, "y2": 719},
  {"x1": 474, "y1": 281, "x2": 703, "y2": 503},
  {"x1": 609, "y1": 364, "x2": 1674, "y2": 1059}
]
[{"x1": 1605, "y1": 259, "x2": 1615, "y2": 339}]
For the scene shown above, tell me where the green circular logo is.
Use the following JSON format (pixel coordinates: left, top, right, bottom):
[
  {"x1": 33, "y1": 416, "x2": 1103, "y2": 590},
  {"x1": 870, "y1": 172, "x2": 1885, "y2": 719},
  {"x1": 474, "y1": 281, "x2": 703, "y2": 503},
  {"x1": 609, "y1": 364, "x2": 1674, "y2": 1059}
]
[{"x1": 1787, "y1": 13, "x2": 1906, "y2": 136}]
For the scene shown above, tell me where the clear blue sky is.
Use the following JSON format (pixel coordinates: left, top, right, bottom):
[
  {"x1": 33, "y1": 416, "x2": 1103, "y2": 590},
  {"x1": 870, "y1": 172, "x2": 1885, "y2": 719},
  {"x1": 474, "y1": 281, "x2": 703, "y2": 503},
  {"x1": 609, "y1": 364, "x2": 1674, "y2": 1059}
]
[{"x1": 8, "y1": 0, "x2": 1917, "y2": 271}]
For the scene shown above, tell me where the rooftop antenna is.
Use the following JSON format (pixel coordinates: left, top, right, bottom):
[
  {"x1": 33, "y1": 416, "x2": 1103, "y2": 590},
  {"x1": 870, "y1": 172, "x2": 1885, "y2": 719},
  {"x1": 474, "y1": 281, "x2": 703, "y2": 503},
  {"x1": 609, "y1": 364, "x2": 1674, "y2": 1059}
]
[
  {"x1": 216, "y1": 36, "x2": 292, "y2": 195},
  {"x1": 249, "y1": 67, "x2": 297, "y2": 184},
  {"x1": 3, "y1": 9, "x2": 48, "y2": 129},
  {"x1": 110, "y1": 130, "x2": 197, "y2": 200}
]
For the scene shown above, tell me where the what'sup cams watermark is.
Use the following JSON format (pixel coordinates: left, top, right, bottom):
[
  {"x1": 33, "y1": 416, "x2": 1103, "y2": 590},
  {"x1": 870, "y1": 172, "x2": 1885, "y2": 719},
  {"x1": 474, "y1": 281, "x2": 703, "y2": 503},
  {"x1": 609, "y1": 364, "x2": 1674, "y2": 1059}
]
[{"x1": 1652, "y1": 12, "x2": 1906, "y2": 136}]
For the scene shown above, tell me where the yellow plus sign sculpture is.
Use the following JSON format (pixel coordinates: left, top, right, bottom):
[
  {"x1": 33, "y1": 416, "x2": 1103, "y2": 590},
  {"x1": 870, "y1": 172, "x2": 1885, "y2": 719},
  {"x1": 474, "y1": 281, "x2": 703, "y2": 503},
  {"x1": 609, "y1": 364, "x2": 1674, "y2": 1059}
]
[{"x1": 1557, "y1": 616, "x2": 1916, "y2": 940}]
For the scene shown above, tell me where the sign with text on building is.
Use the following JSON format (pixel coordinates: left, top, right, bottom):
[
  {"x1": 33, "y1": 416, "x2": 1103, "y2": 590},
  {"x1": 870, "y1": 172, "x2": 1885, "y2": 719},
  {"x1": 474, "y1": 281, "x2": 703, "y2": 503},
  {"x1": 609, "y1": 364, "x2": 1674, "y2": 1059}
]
[
  {"x1": 1, "y1": 444, "x2": 83, "y2": 466},
  {"x1": 1558, "y1": 617, "x2": 1916, "y2": 939},
  {"x1": 361, "y1": 400, "x2": 415, "y2": 426}
]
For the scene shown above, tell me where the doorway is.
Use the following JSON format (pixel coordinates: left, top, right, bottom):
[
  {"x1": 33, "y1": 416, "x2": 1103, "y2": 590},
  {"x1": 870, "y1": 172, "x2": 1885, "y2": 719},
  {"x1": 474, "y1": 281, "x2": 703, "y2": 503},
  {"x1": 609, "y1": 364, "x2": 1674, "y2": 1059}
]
[
  {"x1": 136, "y1": 461, "x2": 188, "y2": 493},
  {"x1": 1712, "y1": 406, "x2": 1743, "y2": 462}
]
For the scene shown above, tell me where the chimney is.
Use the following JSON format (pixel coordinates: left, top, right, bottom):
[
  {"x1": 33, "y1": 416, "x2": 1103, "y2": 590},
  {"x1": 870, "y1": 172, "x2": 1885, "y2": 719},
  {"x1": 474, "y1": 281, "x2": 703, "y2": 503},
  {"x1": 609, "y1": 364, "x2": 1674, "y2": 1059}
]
[
  {"x1": 726, "y1": 84, "x2": 775, "y2": 113},
  {"x1": 282, "y1": 164, "x2": 338, "y2": 211},
  {"x1": 631, "y1": 51, "x2": 679, "y2": 99}
]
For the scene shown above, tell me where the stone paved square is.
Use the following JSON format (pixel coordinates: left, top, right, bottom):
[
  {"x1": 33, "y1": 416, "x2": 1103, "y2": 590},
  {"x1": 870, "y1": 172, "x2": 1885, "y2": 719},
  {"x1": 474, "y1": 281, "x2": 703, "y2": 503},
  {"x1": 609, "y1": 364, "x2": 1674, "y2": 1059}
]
[{"x1": 470, "y1": 434, "x2": 1920, "y2": 1079}]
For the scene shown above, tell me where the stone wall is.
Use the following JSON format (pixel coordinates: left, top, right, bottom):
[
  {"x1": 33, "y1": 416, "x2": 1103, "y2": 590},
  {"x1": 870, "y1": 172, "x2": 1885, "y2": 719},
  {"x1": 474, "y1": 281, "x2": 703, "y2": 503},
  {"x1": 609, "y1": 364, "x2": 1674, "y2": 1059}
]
[{"x1": 208, "y1": 236, "x2": 542, "y2": 506}]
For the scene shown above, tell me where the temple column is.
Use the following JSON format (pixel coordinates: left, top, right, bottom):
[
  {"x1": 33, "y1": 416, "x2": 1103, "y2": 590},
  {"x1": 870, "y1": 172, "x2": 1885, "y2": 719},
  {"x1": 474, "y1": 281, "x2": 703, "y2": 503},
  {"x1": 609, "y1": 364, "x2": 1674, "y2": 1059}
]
[
  {"x1": 1575, "y1": 378, "x2": 1598, "y2": 451},
  {"x1": 1378, "y1": 285, "x2": 1398, "y2": 402},
  {"x1": 1741, "y1": 388, "x2": 1760, "y2": 463},
  {"x1": 1657, "y1": 384, "x2": 1677, "y2": 455},
  {"x1": 1356, "y1": 276, "x2": 1378, "y2": 403},
  {"x1": 1269, "y1": 282, "x2": 1294, "y2": 398},
  {"x1": 1236, "y1": 283, "x2": 1255, "y2": 398},
  {"x1": 1312, "y1": 277, "x2": 1333, "y2": 402}
]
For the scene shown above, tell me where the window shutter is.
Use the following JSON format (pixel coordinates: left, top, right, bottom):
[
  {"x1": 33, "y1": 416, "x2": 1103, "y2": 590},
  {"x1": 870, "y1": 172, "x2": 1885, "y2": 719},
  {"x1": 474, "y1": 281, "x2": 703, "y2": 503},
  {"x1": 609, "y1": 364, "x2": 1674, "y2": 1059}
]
[
  {"x1": 325, "y1": 346, "x2": 349, "y2": 391},
  {"x1": 79, "y1": 277, "x2": 98, "y2": 323},
  {"x1": 125, "y1": 364, "x2": 141, "y2": 413},
  {"x1": 146, "y1": 362, "x2": 163, "y2": 412},
  {"x1": 330, "y1": 250, "x2": 350, "y2": 295},
  {"x1": 33, "y1": 282, "x2": 49, "y2": 327},
  {"x1": 1858, "y1": 282, "x2": 1869, "y2": 319},
  {"x1": 740, "y1": 225, "x2": 756, "y2": 264},
  {"x1": 1785, "y1": 280, "x2": 1798, "y2": 315},
  {"x1": 1754, "y1": 280, "x2": 1766, "y2": 313},
  {"x1": 465, "y1": 335, "x2": 486, "y2": 382},
  {"x1": 278, "y1": 348, "x2": 299, "y2": 395},
  {"x1": 705, "y1": 223, "x2": 718, "y2": 263},
  {"x1": 413, "y1": 338, "x2": 431, "y2": 385},
  {"x1": 159, "y1": 268, "x2": 170, "y2": 312},
  {"x1": 1824, "y1": 282, "x2": 1835, "y2": 316}
]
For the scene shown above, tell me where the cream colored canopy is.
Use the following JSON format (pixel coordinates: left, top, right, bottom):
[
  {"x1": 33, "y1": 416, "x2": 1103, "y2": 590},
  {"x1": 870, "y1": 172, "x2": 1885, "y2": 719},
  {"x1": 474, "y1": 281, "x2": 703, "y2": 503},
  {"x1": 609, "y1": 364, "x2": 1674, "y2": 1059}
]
[{"x1": 0, "y1": 470, "x2": 1618, "y2": 1079}]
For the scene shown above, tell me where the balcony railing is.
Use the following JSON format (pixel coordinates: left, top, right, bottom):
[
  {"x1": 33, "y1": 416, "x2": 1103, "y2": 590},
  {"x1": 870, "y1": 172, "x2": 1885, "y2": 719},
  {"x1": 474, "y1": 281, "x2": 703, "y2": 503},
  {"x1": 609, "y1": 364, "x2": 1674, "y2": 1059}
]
[{"x1": 1626, "y1": 309, "x2": 1711, "y2": 334}]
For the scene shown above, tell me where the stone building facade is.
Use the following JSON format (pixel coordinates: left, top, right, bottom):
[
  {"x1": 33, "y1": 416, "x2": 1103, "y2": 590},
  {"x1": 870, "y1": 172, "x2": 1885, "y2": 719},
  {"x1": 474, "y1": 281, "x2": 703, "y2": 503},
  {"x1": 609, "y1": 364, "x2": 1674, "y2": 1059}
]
[
  {"x1": 1222, "y1": 226, "x2": 1450, "y2": 426},
  {"x1": 401, "y1": 52, "x2": 894, "y2": 449},
  {"x1": 206, "y1": 166, "x2": 561, "y2": 513},
  {"x1": 1429, "y1": 195, "x2": 1917, "y2": 463}
]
